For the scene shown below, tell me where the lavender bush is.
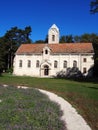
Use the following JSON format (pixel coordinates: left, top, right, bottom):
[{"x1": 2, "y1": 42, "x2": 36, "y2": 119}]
[{"x1": 0, "y1": 85, "x2": 66, "y2": 130}]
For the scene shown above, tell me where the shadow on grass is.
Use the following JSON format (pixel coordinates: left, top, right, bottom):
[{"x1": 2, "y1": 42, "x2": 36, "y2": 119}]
[
  {"x1": 73, "y1": 77, "x2": 98, "y2": 84},
  {"x1": 87, "y1": 86, "x2": 98, "y2": 90},
  {"x1": 55, "y1": 76, "x2": 98, "y2": 84}
]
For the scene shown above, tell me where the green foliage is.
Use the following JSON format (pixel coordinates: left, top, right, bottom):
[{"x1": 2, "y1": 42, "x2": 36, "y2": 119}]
[
  {"x1": 80, "y1": 33, "x2": 98, "y2": 43},
  {"x1": 56, "y1": 67, "x2": 83, "y2": 79},
  {"x1": 6, "y1": 68, "x2": 13, "y2": 73},
  {"x1": 0, "y1": 85, "x2": 65, "y2": 129},
  {"x1": 44, "y1": 35, "x2": 48, "y2": 43},
  {"x1": 60, "y1": 33, "x2": 98, "y2": 43},
  {"x1": 0, "y1": 38, "x2": 6, "y2": 73},
  {"x1": 60, "y1": 36, "x2": 66, "y2": 43},
  {"x1": 0, "y1": 26, "x2": 32, "y2": 70},
  {"x1": 35, "y1": 35, "x2": 48, "y2": 43},
  {"x1": 90, "y1": 0, "x2": 98, "y2": 14},
  {"x1": 74, "y1": 35, "x2": 81, "y2": 43},
  {"x1": 4, "y1": 26, "x2": 32, "y2": 45},
  {"x1": 60, "y1": 35, "x2": 74, "y2": 43},
  {"x1": 35, "y1": 40, "x2": 45, "y2": 43}
]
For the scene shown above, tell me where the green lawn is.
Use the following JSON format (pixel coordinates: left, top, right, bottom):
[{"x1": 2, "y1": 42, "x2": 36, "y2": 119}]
[{"x1": 0, "y1": 74, "x2": 98, "y2": 130}]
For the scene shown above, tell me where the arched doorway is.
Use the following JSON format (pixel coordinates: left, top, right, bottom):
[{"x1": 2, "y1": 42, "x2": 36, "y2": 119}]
[{"x1": 44, "y1": 65, "x2": 49, "y2": 76}]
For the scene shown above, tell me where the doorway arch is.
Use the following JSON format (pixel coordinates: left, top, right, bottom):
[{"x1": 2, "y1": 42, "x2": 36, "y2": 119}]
[{"x1": 44, "y1": 65, "x2": 49, "y2": 76}]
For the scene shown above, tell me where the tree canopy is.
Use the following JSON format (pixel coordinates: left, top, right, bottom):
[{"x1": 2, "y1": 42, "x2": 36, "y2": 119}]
[
  {"x1": 60, "y1": 33, "x2": 98, "y2": 43},
  {"x1": 0, "y1": 26, "x2": 32, "y2": 73},
  {"x1": 0, "y1": 38, "x2": 6, "y2": 74},
  {"x1": 60, "y1": 35, "x2": 74, "y2": 43},
  {"x1": 90, "y1": 0, "x2": 98, "y2": 13}
]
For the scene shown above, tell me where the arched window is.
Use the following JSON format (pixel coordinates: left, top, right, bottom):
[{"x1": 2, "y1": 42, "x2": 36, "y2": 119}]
[
  {"x1": 73, "y1": 60, "x2": 77, "y2": 67},
  {"x1": 54, "y1": 60, "x2": 58, "y2": 68},
  {"x1": 27, "y1": 60, "x2": 31, "y2": 68},
  {"x1": 52, "y1": 35, "x2": 55, "y2": 41},
  {"x1": 19, "y1": 60, "x2": 22, "y2": 67},
  {"x1": 63, "y1": 61, "x2": 67, "y2": 68},
  {"x1": 36, "y1": 60, "x2": 40, "y2": 68}
]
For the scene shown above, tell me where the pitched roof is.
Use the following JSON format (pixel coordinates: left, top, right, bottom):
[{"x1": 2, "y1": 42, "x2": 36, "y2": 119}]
[
  {"x1": 16, "y1": 43, "x2": 94, "y2": 54},
  {"x1": 49, "y1": 24, "x2": 59, "y2": 32}
]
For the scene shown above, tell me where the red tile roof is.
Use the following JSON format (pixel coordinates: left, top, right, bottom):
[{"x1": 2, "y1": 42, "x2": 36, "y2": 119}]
[{"x1": 16, "y1": 43, "x2": 94, "y2": 54}]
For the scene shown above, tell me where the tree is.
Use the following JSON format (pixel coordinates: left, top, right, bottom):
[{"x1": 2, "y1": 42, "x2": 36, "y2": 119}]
[
  {"x1": 0, "y1": 38, "x2": 6, "y2": 74},
  {"x1": 35, "y1": 35, "x2": 48, "y2": 43},
  {"x1": 3, "y1": 26, "x2": 32, "y2": 69},
  {"x1": 35, "y1": 40, "x2": 45, "y2": 43},
  {"x1": 0, "y1": 52, "x2": 5, "y2": 74},
  {"x1": 65, "y1": 35, "x2": 74, "y2": 43},
  {"x1": 90, "y1": 0, "x2": 98, "y2": 14},
  {"x1": 24, "y1": 26, "x2": 32, "y2": 43},
  {"x1": 44, "y1": 35, "x2": 48, "y2": 43},
  {"x1": 74, "y1": 33, "x2": 98, "y2": 43},
  {"x1": 60, "y1": 36, "x2": 66, "y2": 43},
  {"x1": 74, "y1": 35, "x2": 81, "y2": 43},
  {"x1": 64, "y1": 67, "x2": 83, "y2": 78},
  {"x1": 60, "y1": 35, "x2": 74, "y2": 43},
  {"x1": 80, "y1": 33, "x2": 91, "y2": 43},
  {"x1": 4, "y1": 26, "x2": 32, "y2": 45},
  {"x1": 90, "y1": 0, "x2": 98, "y2": 75},
  {"x1": 56, "y1": 67, "x2": 83, "y2": 79}
]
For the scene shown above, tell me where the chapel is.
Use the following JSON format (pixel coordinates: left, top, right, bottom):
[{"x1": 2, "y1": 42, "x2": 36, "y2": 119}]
[{"x1": 13, "y1": 24, "x2": 94, "y2": 77}]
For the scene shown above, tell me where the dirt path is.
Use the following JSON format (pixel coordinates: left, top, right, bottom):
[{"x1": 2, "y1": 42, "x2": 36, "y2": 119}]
[{"x1": 39, "y1": 89, "x2": 91, "y2": 130}]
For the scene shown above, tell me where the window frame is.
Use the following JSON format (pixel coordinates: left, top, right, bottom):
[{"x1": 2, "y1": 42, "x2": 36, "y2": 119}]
[
  {"x1": 19, "y1": 60, "x2": 22, "y2": 68},
  {"x1": 36, "y1": 60, "x2": 40, "y2": 68},
  {"x1": 52, "y1": 35, "x2": 55, "y2": 41},
  {"x1": 54, "y1": 60, "x2": 58, "y2": 68},
  {"x1": 83, "y1": 58, "x2": 87, "y2": 62},
  {"x1": 27, "y1": 60, "x2": 31, "y2": 68},
  {"x1": 63, "y1": 61, "x2": 67, "y2": 68},
  {"x1": 73, "y1": 60, "x2": 77, "y2": 67}
]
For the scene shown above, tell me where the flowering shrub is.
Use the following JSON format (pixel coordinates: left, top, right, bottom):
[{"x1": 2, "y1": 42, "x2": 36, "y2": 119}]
[{"x1": 0, "y1": 85, "x2": 66, "y2": 130}]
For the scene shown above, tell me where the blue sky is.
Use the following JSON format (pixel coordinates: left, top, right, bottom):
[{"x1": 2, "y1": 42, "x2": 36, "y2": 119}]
[{"x1": 0, "y1": 0, "x2": 98, "y2": 42}]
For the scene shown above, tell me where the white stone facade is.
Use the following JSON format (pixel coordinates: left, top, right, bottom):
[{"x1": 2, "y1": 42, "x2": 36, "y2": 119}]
[
  {"x1": 13, "y1": 24, "x2": 94, "y2": 77},
  {"x1": 13, "y1": 52, "x2": 94, "y2": 77}
]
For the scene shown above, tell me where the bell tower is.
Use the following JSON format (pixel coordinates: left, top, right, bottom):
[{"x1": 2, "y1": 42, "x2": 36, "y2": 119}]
[{"x1": 48, "y1": 24, "x2": 59, "y2": 44}]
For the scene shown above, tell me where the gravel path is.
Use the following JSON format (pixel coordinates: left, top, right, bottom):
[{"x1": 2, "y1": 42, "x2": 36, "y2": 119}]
[
  {"x1": 3, "y1": 85, "x2": 91, "y2": 130},
  {"x1": 39, "y1": 89, "x2": 91, "y2": 130}
]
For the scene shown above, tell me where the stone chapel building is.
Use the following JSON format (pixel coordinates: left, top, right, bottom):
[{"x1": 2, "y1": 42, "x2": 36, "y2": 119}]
[{"x1": 13, "y1": 24, "x2": 94, "y2": 77}]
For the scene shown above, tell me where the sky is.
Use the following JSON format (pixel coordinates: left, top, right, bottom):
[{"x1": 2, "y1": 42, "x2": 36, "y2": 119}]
[{"x1": 0, "y1": 0, "x2": 98, "y2": 42}]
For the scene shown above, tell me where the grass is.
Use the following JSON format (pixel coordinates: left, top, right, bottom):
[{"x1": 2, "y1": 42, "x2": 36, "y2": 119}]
[
  {"x1": 0, "y1": 73, "x2": 98, "y2": 130},
  {"x1": 0, "y1": 85, "x2": 66, "y2": 130}
]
